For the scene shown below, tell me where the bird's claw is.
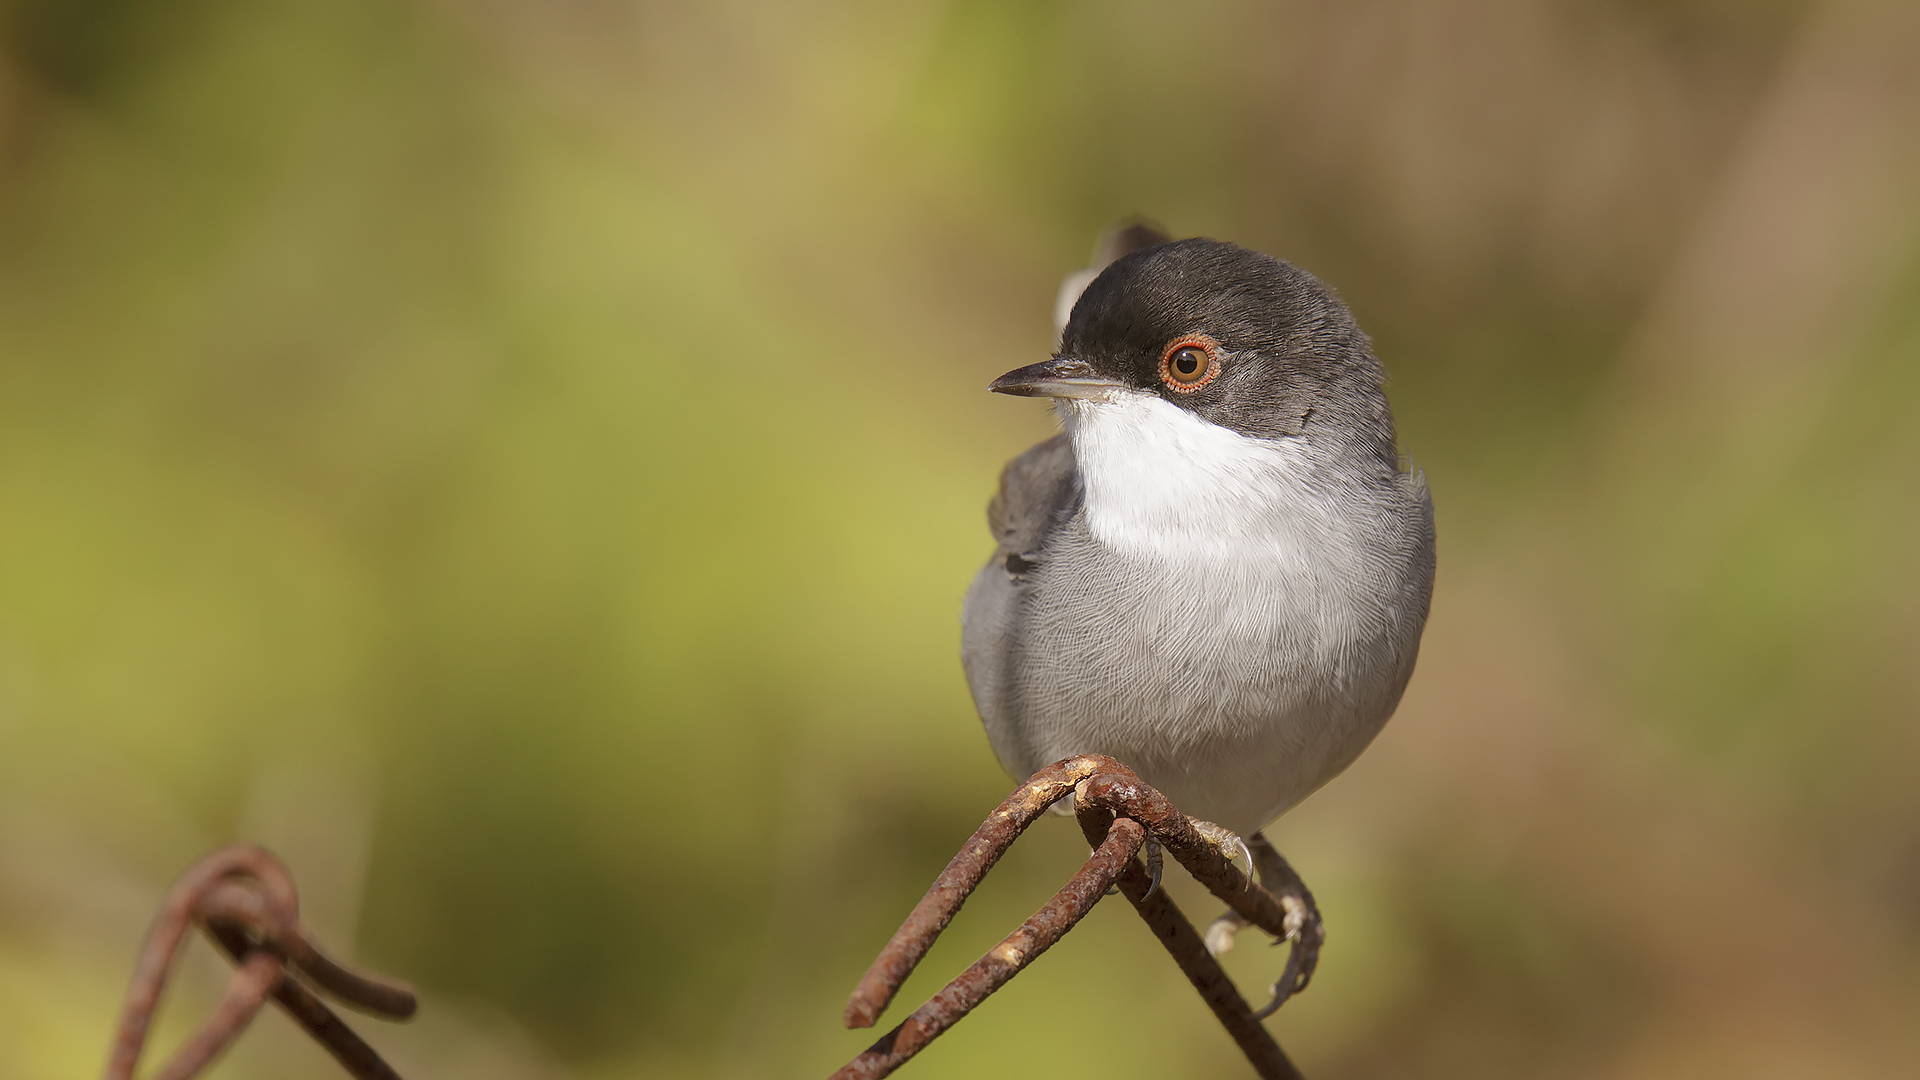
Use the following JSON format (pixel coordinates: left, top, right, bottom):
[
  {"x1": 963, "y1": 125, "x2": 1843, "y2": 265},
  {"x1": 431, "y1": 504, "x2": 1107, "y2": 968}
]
[
  {"x1": 1117, "y1": 815, "x2": 1327, "y2": 1010},
  {"x1": 1256, "y1": 865, "x2": 1324, "y2": 1015},
  {"x1": 1202, "y1": 831, "x2": 1326, "y2": 1014},
  {"x1": 1186, "y1": 819, "x2": 1254, "y2": 887},
  {"x1": 1201, "y1": 892, "x2": 1319, "y2": 959},
  {"x1": 1279, "y1": 893, "x2": 1309, "y2": 942},
  {"x1": 1251, "y1": 938, "x2": 1314, "y2": 1019}
]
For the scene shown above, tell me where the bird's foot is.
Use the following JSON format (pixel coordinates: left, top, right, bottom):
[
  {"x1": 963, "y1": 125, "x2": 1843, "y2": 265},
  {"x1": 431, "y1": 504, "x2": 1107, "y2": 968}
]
[
  {"x1": 1247, "y1": 832, "x2": 1324, "y2": 1017},
  {"x1": 1198, "y1": 832, "x2": 1326, "y2": 1016},
  {"x1": 1185, "y1": 819, "x2": 1255, "y2": 885},
  {"x1": 1199, "y1": 892, "x2": 1316, "y2": 956},
  {"x1": 1203, "y1": 910, "x2": 1251, "y2": 956},
  {"x1": 1143, "y1": 837, "x2": 1163, "y2": 899},
  {"x1": 1185, "y1": 818, "x2": 1254, "y2": 960}
]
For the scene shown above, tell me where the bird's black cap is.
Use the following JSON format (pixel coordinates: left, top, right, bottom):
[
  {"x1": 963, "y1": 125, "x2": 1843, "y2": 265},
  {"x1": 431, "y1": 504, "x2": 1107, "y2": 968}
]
[{"x1": 1059, "y1": 238, "x2": 1397, "y2": 457}]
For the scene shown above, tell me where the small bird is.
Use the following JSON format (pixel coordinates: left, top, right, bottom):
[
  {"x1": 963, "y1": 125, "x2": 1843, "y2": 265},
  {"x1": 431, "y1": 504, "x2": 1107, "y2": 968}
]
[{"x1": 961, "y1": 223, "x2": 1434, "y2": 1003}]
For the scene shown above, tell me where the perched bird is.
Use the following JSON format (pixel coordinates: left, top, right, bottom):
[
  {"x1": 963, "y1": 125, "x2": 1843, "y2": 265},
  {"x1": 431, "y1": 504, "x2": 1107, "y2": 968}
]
[{"x1": 961, "y1": 223, "x2": 1434, "y2": 1005}]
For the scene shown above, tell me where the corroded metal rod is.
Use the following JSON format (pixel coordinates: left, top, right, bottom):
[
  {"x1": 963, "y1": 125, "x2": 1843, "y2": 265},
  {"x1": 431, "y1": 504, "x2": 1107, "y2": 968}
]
[
  {"x1": 105, "y1": 844, "x2": 415, "y2": 1080},
  {"x1": 831, "y1": 814, "x2": 1147, "y2": 1080},
  {"x1": 842, "y1": 755, "x2": 1135, "y2": 1029},
  {"x1": 1074, "y1": 804, "x2": 1305, "y2": 1080},
  {"x1": 837, "y1": 756, "x2": 1318, "y2": 1079},
  {"x1": 1075, "y1": 772, "x2": 1296, "y2": 939}
]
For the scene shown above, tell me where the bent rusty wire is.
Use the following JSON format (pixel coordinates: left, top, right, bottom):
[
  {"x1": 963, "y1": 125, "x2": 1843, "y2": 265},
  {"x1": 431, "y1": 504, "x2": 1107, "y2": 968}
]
[
  {"x1": 836, "y1": 754, "x2": 1313, "y2": 1080},
  {"x1": 105, "y1": 844, "x2": 416, "y2": 1080}
]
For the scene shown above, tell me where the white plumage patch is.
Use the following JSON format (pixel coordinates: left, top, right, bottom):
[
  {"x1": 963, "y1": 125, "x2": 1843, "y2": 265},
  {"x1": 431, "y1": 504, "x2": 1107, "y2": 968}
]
[{"x1": 1057, "y1": 391, "x2": 1328, "y2": 565}]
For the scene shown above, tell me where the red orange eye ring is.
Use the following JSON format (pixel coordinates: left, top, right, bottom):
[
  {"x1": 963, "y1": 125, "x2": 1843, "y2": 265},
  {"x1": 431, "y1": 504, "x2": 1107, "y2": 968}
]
[{"x1": 1157, "y1": 334, "x2": 1222, "y2": 393}]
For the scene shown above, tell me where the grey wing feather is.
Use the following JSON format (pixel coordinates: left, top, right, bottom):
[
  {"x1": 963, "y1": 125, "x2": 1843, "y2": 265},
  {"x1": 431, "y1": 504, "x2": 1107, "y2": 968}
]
[
  {"x1": 965, "y1": 434, "x2": 1079, "y2": 780},
  {"x1": 986, "y1": 434, "x2": 1080, "y2": 573}
]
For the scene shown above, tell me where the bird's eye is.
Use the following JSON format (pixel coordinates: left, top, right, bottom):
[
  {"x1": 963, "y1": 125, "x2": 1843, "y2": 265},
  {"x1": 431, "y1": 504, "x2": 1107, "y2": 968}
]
[{"x1": 1158, "y1": 335, "x2": 1220, "y2": 392}]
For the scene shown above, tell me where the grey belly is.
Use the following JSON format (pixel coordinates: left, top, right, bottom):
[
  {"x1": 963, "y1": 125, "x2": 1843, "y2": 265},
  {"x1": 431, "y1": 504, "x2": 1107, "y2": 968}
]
[{"x1": 961, "y1": 538, "x2": 1417, "y2": 836}]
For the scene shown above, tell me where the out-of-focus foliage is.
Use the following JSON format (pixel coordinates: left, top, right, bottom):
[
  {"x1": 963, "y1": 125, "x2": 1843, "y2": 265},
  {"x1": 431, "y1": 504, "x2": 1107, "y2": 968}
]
[{"x1": 1, "y1": 0, "x2": 1916, "y2": 1077}]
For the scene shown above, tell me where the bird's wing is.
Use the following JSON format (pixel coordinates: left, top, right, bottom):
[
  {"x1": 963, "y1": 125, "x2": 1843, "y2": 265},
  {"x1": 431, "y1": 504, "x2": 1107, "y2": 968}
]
[{"x1": 986, "y1": 433, "x2": 1079, "y2": 574}]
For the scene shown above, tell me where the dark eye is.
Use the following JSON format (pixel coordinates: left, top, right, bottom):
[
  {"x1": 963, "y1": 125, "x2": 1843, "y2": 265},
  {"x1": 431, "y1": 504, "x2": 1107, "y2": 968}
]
[
  {"x1": 1158, "y1": 335, "x2": 1220, "y2": 392},
  {"x1": 1169, "y1": 348, "x2": 1207, "y2": 380}
]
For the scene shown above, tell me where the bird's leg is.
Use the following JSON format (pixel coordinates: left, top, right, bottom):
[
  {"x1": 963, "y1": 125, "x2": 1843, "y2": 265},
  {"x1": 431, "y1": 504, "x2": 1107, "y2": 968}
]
[
  {"x1": 1246, "y1": 833, "x2": 1324, "y2": 1017},
  {"x1": 1195, "y1": 831, "x2": 1325, "y2": 1016},
  {"x1": 1185, "y1": 818, "x2": 1258, "y2": 956},
  {"x1": 1248, "y1": 835, "x2": 1320, "y2": 945},
  {"x1": 1186, "y1": 819, "x2": 1255, "y2": 883}
]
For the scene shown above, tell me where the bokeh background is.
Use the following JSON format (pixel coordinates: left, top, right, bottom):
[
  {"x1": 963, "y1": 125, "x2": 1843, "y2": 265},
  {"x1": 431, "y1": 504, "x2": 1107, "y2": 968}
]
[{"x1": 2, "y1": 0, "x2": 1918, "y2": 1077}]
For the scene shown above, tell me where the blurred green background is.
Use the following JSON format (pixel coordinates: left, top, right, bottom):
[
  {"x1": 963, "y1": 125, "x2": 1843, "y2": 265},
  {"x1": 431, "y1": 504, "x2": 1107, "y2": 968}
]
[{"x1": 2, "y1": 0, "x2": 1918, "y2": 1077}]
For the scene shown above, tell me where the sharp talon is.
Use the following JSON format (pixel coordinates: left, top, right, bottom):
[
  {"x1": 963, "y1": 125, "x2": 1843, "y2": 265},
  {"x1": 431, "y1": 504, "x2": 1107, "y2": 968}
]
[
  {"x1": 1231, "y1": 836, "x2": 1254, "y2": 889},
  {"x1": 1186, "y1": 819, "x2": 1254, "y2": 885},
  {"x1": 1143, "y1": 838, "x2": 1163, "y2": 900}
]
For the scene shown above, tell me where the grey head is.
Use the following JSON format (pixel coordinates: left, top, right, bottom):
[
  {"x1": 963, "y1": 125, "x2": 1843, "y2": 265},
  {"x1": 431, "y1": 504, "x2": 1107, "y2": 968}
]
[{"x1": 997, "y1": 238, "x2": 1398, "y2": 468}]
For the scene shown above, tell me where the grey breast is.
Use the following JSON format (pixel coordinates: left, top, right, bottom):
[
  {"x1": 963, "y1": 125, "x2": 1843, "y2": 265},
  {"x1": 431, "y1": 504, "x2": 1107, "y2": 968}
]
[{"x1": 961, "y1": 432, "x2": 1434, "y2": 834}]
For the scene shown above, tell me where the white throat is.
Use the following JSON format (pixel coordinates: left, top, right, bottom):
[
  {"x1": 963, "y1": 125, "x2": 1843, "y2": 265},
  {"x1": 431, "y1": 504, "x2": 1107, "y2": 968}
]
[{"x1": 1057, "y1": 392, "x2": 1323, "y2": 560}]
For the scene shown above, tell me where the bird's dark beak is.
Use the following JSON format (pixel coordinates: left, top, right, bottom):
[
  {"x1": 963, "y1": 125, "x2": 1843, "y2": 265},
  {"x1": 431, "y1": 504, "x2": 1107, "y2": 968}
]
[{"x1": 989, "y1": 357, "x2": 1129, "y2": 400}]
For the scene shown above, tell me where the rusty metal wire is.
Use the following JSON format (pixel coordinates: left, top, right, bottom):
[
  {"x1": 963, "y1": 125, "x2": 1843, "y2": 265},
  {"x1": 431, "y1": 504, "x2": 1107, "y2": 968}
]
[
  {"x1": 836, "y1": 755, "x2": 1317, "y2": 1080},
  {"x1": 105, "y1": 844, "x2": 416, "y2": 1080},
  {"x1": 1072, "y1": 805, "x2": 1303, "y2": 1079}
]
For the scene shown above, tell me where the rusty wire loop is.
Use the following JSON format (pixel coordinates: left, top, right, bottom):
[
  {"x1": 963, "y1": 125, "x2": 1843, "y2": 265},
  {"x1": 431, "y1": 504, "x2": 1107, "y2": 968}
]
[
  {"x1": 105, "y1": 844, "x2": 417, "y2": 1080},
  {"x1": 836, "y1": 755, "x2": 1313, "y2": 1080}
]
